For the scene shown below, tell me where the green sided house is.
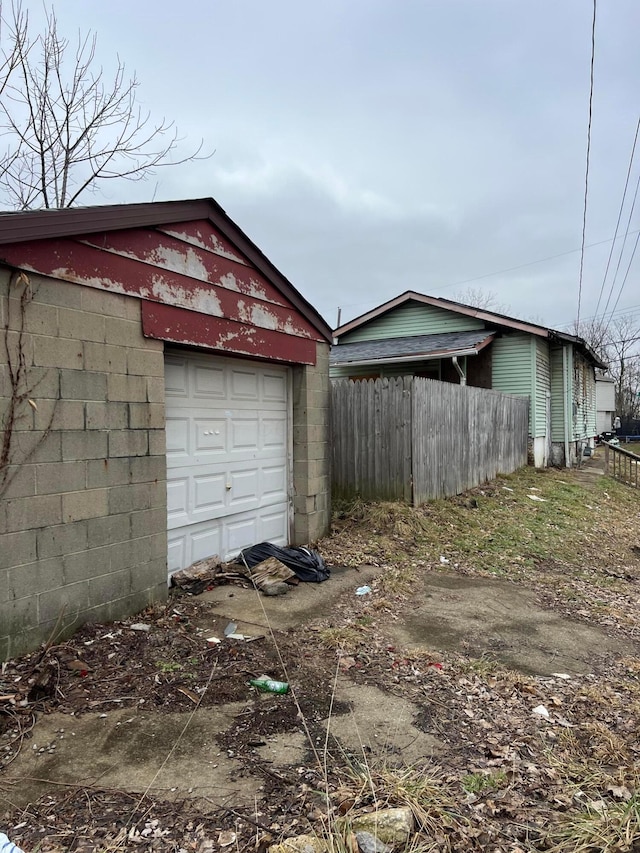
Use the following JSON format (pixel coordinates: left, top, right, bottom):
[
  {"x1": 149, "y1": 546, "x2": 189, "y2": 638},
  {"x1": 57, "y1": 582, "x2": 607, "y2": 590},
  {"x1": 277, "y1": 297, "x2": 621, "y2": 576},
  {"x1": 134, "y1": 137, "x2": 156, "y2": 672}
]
[{"x1": 331, "y1": 291, "x2": 606, "y2": 468}]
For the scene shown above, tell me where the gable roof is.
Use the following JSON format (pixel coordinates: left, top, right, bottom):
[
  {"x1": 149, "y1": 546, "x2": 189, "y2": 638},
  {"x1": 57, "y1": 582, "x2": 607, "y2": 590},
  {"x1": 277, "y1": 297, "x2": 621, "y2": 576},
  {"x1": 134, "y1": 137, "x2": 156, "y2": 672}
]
[
  {"x1": 0, "y1": 198, "x2": 332, "y2": 343},
  {"x1": 334, "y1": 290, "x2": 606, "y2": 369},
  {"x1": 330, "y1": 329, "x2": 495, "y2": 368}
]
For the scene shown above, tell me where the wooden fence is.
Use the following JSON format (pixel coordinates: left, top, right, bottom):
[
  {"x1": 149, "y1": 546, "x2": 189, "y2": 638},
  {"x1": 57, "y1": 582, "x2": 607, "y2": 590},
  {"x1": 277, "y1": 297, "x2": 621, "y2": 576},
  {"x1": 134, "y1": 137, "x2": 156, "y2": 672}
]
[
  {"x1": 604, "y1": 442, "x2": 640, "y2": 489},
  {"x1": 331, "y1": 377, "x2": 530, "y2": 504}
]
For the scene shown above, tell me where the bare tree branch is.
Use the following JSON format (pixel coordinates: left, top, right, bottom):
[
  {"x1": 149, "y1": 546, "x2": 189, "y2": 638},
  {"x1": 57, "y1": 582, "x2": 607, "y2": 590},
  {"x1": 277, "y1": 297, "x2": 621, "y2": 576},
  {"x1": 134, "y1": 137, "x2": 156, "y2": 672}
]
[{"x1": 0, "y1": 1, "x2": 210, "y2": 208}]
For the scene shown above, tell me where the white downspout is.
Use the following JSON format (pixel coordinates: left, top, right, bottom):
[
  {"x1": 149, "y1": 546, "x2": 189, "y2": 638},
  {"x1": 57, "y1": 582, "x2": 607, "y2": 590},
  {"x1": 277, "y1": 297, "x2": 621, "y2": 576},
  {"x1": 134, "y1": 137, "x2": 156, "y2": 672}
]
[
  {"x1": 562, "y1": 345, "x2": 571, "y2": 468},
  {"x1": 452, "y1": 356, "x2": 467, "y2": 386}
]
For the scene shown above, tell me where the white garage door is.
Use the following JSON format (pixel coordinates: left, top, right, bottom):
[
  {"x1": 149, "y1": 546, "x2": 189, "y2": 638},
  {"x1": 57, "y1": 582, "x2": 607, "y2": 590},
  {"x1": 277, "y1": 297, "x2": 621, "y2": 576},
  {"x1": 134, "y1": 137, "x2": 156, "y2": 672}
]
[{"x1": 164, "y1": 350, "x2": 290, "y2": 574}]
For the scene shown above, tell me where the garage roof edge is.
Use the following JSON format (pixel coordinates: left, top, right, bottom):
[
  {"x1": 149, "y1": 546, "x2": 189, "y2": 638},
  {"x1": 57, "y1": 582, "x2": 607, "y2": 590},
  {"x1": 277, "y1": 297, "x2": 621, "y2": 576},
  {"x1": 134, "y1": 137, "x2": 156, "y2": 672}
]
[{"x1": 0, "y1": 198, "x2": 333, "y2": 343}]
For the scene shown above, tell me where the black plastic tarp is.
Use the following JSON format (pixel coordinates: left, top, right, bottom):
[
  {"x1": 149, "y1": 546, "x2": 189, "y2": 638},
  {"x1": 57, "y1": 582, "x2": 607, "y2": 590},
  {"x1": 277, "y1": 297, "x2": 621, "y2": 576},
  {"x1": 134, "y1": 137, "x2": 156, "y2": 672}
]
[{"x1": 236, "y1": 543, "x2": 330, "y2": 583}]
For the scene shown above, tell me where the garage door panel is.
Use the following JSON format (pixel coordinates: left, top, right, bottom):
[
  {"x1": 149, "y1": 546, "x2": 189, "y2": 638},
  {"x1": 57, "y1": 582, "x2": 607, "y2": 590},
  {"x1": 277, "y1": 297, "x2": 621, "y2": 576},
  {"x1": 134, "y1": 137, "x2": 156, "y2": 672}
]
[
  {"x1": 261, "y1": 509, "x2": 289, "y2": 542},
  {"x1": 262, "y1": 465, "x2": 287, "y2": 499},
  {"x1": 231, "y1": 417, "x2": 260, "y2": 450},
  {"x1": 193, "y1": 473, "x2": 226, "y2": 517},
  {"x1": 194, "y1": 419, "x2": 227, "y2": 454},
  {"x1": 193, "y1": 364, "x2": 226, "y2": 398},
  {"x1": 165, "y1": 350, "x2": 290, "y2": 575},
  {"x1": 166, "y1": 417, "x2": 190, "y2": 457},
  {"x1": 263, "y1": 372, "x2": 287, "y2": 401},
  {"x1": 167, "y1": 478, "x2": 189, "y2": 525},
  {"x1": 230, "y1": 368, "x2": 260, "y2": 399},
  {"x1": 165, "y1": 358, "x2": 189, "y2": 396},
  {"x1": 262, "y1": 416, "x2": 286, "y2": 449},
  {"x1": 167, "y1": 536, "x2": 187, "y2": 574}
]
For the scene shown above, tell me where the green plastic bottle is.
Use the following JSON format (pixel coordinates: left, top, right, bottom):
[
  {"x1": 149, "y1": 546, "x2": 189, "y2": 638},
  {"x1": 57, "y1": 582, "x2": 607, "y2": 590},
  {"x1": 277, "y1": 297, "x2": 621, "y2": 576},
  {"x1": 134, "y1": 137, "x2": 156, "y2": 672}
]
[{"x1": 249, "y1": 675, "x2": 289, "y2": 694}]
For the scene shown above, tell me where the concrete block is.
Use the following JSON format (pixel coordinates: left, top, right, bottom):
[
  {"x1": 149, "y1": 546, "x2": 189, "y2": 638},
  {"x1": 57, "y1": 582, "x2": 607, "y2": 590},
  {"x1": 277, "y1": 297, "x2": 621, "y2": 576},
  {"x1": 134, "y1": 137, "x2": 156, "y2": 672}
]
[
  {"x1": 38, "y1": 580, "x2": 89, "y2": 624},
  {"x1": 7, "y1": 556, "x2": 64, "y2": 601},
  {"x1": 148, "y1": 430, "x2": 166, "y2": 456},
  {"x1": 83, "y1": 341, "x2": 128, "y2": 374},
  {"x1": 34, "y1": 335, "x2": 83, "y2": 370},
  {"x1": 129, "y1": 507, "x2": 166, "y2": 539},
  {"x1": 108, "y1": 483, "x2": 152, "y2": 515},
  {"x1": 62, "y1": 488, "x2": 109, "y2": 522},
  {"x1": 105, "y1": 317, "x2": 145, "y2": 347},
  {"x1": 33, "y1": 276, "x2": 79, "y2": 308},
  {"x1": 58, "y1": 307, "x2": 105, "y2": 343},
  {"x1": 1, "y1": 463, "x2": 35, "y2": 499},
  {"x1": 85, "y1": 401, "x2": 128, "y2": 430},
  {"x1": 64, "y1": 546, "x2": 112, "y2": 584},
  {"x1": 23, "y1": 301, "x2": 59, "y2": 336},
  {"x1": 37, "y1": 521, "x2": 88, "y2": 559},
  {"x1": 60, "y1": 370, "x2": 108, "y2": 401},
  {"x1": 62, "y1": 430, "x2": 108, "y2": 461},
  {"x1": 5, "y1": 493, "x2": 62, "y2": 532},
  {"x1": 80, "y1": 287, "x2": 140, "y2": 320},
  {"x1": 23, "y1": 365, "x2": 61, "y2": 399},
  {"x1": 5, "y1": 329, "x2": 34, "y2": 367},
  {"x1": 86, "y1": 457, "x2": 131, "y2": 489},
  {"x1": 108, "y1": 430, "x2": 148, "y2": 458},
  {"x1": 48, "y1": 400, "x2": 85, "y2": 430},
  {"x1": 110, "y1": 535, "x2": 157, "y2": 571},
  {"x1": 86, "y1": 513, "x2": 131, "y2": 548},
  {"x1": 0, "y1": 529, "x2": 37, "y2": 569},
  {"x1": 88, "y1": 569, "x2": 132, "y2": 608},
  {"x1": 130, "y1": 559, "x2": 166, "y2": 593},
  {"x1": 146, "y1": 377, "x2": 165, "y2": 404},
  {"x1": 36, "y1": 460, "x2": 86, "y2": 495},
  {"x1": 126, "y1": 348, "x2": 164, "y2": 377},
  {"x1": 107, "y1": 373, "x2": 147, "y2": 402},
  {"x1": 0, "y1": 596, "x2": 39, "y2": 634},
  {"x1": 12, "y1": 430, "x2": 62, "y2": 463},
  {"x1": 128, "y1": 455, "x2": 165, "y2": 484},
  {"x1": 128, "y1": 402, "x2": 165, "y2": 429}
]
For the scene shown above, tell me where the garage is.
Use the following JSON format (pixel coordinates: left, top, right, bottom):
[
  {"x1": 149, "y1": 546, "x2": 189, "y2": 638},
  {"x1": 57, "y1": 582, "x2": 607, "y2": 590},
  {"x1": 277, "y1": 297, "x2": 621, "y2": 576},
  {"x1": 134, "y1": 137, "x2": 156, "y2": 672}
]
[
  {"x1": 0, "y1": 197, "x2": 332, "y2": 658},
  {"x1": 165, "y1": 349, "x2": 290, "y2": 571}
]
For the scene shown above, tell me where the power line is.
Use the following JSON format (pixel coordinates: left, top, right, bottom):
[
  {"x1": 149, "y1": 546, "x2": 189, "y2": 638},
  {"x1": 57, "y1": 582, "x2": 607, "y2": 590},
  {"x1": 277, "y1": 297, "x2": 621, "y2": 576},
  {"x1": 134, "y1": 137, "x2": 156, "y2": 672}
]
[
  {"x1": 599, "y1": 171, "x2": 640, "y2": 322},
  {"x1": 576, "y1": 0, "x2": 598, "y2": 327},
  {"x1": 606, "y1": 229, "x2": 640, "y2": 322},
  {"x1": 593, "y1": 116, "x2": 640, "y2": 319}
]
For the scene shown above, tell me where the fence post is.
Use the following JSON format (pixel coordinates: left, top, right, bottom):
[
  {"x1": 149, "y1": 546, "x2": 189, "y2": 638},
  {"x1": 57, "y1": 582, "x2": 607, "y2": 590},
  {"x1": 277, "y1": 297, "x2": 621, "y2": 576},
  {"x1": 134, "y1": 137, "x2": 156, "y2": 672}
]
[{"x1": 604, "y1": 443, "x2": 610, "y2": 476}]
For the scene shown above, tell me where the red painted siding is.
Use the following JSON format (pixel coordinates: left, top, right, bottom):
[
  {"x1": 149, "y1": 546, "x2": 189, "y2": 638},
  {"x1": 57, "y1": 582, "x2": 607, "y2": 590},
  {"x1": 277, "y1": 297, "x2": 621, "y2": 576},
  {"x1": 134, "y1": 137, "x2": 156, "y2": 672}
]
[
  {"x1": 142, "y1": 302, "x2": 317, "y2": 364},
  {"x1": 0, "y1": 219, "x2": 324, "y2": 363}
]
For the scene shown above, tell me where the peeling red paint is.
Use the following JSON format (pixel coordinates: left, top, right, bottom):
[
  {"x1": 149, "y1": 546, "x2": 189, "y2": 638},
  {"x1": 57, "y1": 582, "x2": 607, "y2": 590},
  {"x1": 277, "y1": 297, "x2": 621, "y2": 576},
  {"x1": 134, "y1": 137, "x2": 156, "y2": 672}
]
[
  {"x1": 159, "y1": 220, "x2": 249, "y2": 266},
  {"x1": 0, "y1": 237, "x2": 321, "y2": 341},
  {"x1": 78, "y1": 228, "x2": 284, "y2": 306},
  {"x1": 142, "y1": 302, "x2": 317, "y2": 365}
]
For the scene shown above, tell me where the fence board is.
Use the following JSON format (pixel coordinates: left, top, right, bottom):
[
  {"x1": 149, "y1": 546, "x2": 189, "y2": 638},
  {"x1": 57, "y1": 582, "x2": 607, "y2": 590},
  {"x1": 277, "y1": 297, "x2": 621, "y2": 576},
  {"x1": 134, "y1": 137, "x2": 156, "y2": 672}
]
[{"x1": 331, "y1": 377, "x2": 529, "y2": 503}]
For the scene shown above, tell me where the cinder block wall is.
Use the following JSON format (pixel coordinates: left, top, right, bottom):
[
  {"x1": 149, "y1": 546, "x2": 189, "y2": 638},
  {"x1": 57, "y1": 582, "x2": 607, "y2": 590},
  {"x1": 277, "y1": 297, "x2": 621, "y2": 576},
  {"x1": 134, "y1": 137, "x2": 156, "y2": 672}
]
[
  {"x1": 0, "y1": 269, "x2": 167, "y2": 661},
  {"x1": 292, "y1": 341, "x2": 331, "y2": 543}
]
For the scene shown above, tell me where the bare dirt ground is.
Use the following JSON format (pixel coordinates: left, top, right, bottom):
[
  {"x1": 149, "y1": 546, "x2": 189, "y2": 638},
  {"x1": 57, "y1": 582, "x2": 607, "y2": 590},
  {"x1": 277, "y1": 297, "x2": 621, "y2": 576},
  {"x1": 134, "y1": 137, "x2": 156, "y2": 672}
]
[{"x1": 2, "y1": 452, "x2": 640, "y2": 852}]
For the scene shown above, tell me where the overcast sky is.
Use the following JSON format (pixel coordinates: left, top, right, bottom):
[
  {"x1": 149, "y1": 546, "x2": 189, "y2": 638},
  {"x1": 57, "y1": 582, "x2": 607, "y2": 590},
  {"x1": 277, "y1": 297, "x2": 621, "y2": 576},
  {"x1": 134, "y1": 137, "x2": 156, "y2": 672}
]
[{"x1": 14, "y1": 1, "x2": 640, "y2": 332}]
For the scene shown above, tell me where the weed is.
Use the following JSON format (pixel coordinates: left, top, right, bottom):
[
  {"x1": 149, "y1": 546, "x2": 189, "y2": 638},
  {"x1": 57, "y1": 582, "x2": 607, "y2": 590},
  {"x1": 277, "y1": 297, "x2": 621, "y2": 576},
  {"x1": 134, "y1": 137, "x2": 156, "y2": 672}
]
[
  {"x1": 545, "y1": 795, "x2": 640, "y2": 853},
  {"x1": 461, "y1": 770, "x2": 507, "y2": 794},
  {"x1": 156, "y1": 661, "x2": 182, "y2": 673}
]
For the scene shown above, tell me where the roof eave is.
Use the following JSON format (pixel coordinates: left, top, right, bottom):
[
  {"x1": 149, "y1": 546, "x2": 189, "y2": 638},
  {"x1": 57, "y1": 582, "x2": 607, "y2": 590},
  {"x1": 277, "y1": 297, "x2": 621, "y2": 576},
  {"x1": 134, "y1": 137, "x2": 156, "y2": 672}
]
[{"x1": 0, "y1": 199, "x2": 333, "y2": 343}]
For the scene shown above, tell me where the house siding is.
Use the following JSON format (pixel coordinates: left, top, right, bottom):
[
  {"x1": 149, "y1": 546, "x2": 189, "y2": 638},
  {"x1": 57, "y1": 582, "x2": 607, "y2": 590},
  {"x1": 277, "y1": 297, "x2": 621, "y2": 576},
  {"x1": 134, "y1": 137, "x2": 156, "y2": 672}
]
[
  {"x1": 491, "y1": 333, "x2": 533, "y2": 431},
  {"x1": 550, "y1": 344, "x2": 568, "y2": 444},
  {"x1": 340, "y1": 303, "x2": 484, "y2": 343},
  {"x1": 572, "y1": 351, "x2": 596, "y2": 440},
  {"x1": 534, "y1": 338, "x2": 551, "y2": 438}
]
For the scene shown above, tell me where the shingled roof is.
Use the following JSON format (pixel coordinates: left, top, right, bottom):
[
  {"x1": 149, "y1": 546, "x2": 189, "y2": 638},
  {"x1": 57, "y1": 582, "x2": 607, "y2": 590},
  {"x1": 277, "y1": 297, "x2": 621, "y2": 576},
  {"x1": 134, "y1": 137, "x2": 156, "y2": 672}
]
[{"x1": 330, "y1": 329, "x2": 495, "y2": 366}]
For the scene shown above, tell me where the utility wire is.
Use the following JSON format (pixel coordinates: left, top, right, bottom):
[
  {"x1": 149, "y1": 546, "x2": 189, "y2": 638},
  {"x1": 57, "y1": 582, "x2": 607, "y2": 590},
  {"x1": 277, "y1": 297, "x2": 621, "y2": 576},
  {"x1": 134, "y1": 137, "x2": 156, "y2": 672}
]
[
  {"x1": 606, "y1": 229, "x2": 640, "y2": 321},
  {"x1": 576, "y1": 0, "x2": 598, "y2": 328},
  {"x1": 593, "y1": 116, "x2": 640, "y2": 319},
  {"x1": 600, "y1": 171, "x2": 640, "y2": 322}
]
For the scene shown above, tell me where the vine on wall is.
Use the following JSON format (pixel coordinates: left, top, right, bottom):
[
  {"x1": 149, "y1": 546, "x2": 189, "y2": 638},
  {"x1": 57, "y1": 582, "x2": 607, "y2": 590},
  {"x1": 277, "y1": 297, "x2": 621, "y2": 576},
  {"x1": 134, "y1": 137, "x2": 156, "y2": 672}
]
[{"x1": 1, "y1": 271, "x2": 56, "y2": 499}]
